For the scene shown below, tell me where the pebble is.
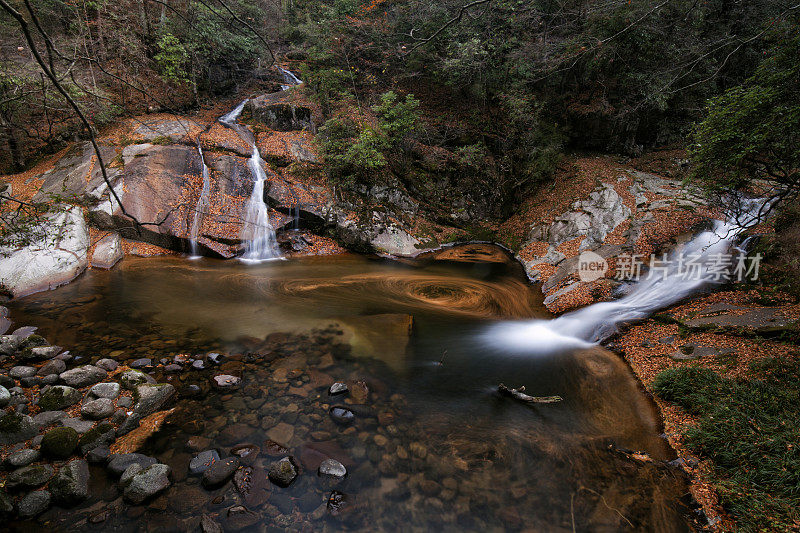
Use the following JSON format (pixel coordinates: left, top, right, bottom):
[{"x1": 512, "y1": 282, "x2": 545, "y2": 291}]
[
  {"x1": 90, "y1": 382, "x2": 121, "y2": 399},
  {"x1": 202, "y1": 457, "x2": 239, "y2": 488},
  {"x1": 189, "y1": 450, "x2": 220, "y2": 475},
  {"x1": 329, "y1": 406, "x2": 355, "y2": 425},
  {"x1": 329, "y1": 382, "x2": 348, "y2": 395},
  {"x1": 318, "y1": 459, "x2": 346, "y2": 479}
]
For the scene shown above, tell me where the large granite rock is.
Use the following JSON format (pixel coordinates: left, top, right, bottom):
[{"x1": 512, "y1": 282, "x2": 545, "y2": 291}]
[
  {"x1": 244, "y1": 93, "x2": 315, "y2": 132},
  {"x1": 32, "y1": 142, "x2": 119, "y2": 203},
  {"x1": 0, "y1": 206, "x2": 89, "y2": 298},
  {"x1": 91, "y1": 232, "x2": 123, "y2": 269}
]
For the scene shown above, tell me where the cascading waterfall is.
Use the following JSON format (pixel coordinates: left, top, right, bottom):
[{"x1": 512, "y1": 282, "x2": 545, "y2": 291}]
[
  {"x1": 189, "y1": 144, "x2": 211, "y2": 258},
  {"x1": 485, "y1": 197, "x2": 767, "y2": 354},
  {"x1": 278, "y1": 67, "x2": 302, "y2": 90},
  {"x1": 219, "y1": 99, "x2": 247, "y2": 125},
  {"x1": 240, "y1": 146, "x2": 281, "y2": 261}
]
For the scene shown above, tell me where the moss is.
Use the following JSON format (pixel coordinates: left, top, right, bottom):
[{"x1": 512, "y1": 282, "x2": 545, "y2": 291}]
[
  {"x1": 150, "y1": 135, "x2": 173, "y2": 146},
  {"x1": 21, "y1": 334, "x2": 46, "y2": 348},
  {"x1": 41, "y1": 427, "x2": 79, "y2": 459},
  {"x1": 38, "y1": 386, "x2": 80, "y2": 411},
  {"x1": 0, "y1": 412, "x2": 24, "y2": 433},
  {"x1": 78, "y1": 422, "x2": 114, "y2": 450}
]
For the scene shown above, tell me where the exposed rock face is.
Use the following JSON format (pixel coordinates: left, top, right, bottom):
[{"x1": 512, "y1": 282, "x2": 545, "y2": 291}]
[
  {"x1": 91, "y1": 232, "x2": 123, "y2": 269},
  {"x1": 32, "y1": 142, "x2": 119, "y2": 203},
  {"x1": 244, "y1": 93, "x2": 315, "y2": 132},
  {"x1": 0, "y1": 206, "x2": 89, "y2": 298}
]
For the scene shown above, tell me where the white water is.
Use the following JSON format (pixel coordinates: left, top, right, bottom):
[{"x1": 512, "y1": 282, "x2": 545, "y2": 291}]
[
  {"x1": 189, "y1": 144, "x2": 211, "y2": 258},
  {"x1": 219, "y1": 99, "x2": 247, "y2": 125},
  {"x1": 485, "y1": 198, "x2": 766, "y2": 354},
  {"x1": 278, "y1": 67, "x2": 302, "y2": 90},
  {"x1": 240, "y1": 146, "x2": 281, "y2": 261}
]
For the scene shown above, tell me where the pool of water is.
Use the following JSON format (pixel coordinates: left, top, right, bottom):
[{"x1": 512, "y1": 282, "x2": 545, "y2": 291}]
[{"x1": 7, "y1": 245, "x2": 693, "y2": 532}]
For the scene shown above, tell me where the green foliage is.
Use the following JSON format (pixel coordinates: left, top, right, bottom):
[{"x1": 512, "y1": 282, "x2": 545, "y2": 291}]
[
  {"x1": 690, "y1": 26, "x2": 800, "y2": 198},
  {"x1": 653, "y1": 359, "x2": 800, "y2": 531},
  {"x1": 318, "y1": 117, "x2": 387, "y2": 187},
  {"x1": 154, "y1": 33, "x2": 189, "y2": 83},
  {"x1": 372, "y1": 91, "x2": 420, "y2": 148}
]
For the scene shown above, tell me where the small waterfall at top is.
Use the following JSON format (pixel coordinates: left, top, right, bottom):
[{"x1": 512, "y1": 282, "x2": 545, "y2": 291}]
[
  {"x1": 189, "y1": 143, "x2": 211, "y2": 258},
  {"x1": 484, "y1": 197, "x2": 768, "y2": 354},
  {"x1": 278, "y1": 67, "x2": 302, "y2": 90},
  {"x1": 217, "y1": 99, "x2": 282, "y2": 261}
]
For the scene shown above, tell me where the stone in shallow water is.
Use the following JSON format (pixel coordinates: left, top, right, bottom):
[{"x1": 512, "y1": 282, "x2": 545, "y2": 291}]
[
  {"x1": 131, "y1": 358, "x2": 152, "y2": 369},
  {"x1": 202, "y1": 457, "x2": 239, "y2": 488},
  {"x1": 233, "y1": 466, "x2": 270, "y2": 508},
  {"x1": 124, "y1": 463, "x2": 171, "y2": 504},
  {"x1": 318, "y1": 459, "x2": 347, "y2": 479},
  {"x1": 329, "y1": 382, "x2": 348, "y2": 396},
  {"x1": 107, "y1": 453, "x2": 158, "y2": 476},
  {"x1": 327, "y1": 491, "x2": 348, "y2": 516},
  {"x1": 263, "y1": 440, "x2": 289, "y2": 457},
  {"x1": 6, "y1": 464, "x2": 54, "y2": 489},
  {"x1": 230, "y1": 443, "x2": 260, "y2": 465},
  {"x1": 267, "y1": 457, "x2": 298, "y2": 487},
  {"x1": 329, "y1": 406, "x2": 355, "y2": 425},
  {"x1": 17, "y1": 490, "x2": 51, "y2": 518},
  {"x1": 95, "y1": 358, "x2": 119, "y2": 371},
  {"x1": 212, "y1": 374, "x2": 241, "y2": 389},
  {"x1": 189, "y1": 450, "x2": 220, "y2": 475},
  {"x1": 49, "y1": 459, "x2": 90, "y2": 506},
  {"x1": 266, "y1": 422, "x2": 294, "y2": 445}
]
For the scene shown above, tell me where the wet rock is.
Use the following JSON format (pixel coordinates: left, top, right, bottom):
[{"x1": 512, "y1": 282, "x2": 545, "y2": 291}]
[
  {"x1": 81, "y1": 397, "x2": 115, "y2": 420},
  {"x1": 60, "y1": 365, "x2": 107, "y2": 387},
  {"x1": 32, "y1": 410, "x2": 66, "y2": 428},
  {"x1": 164, "y1": 364, "x2": 182, "y2": 373},
  {"x1": 230, "y1": 444, "x2": 260, "y2": 465},
  {"x1": 120, "y1": 463, "x2": 143, "y2": 484},
  {"x1": 107, "y1": 453, "x2": 158, "y2": 476},
  {"x1": 207, "y1": 353, "x2": 225, "y2": 365},
  {"x1": 266, "y1": 422, "x2": 294, "y2": 445},
  {"x1": 6, "y1": 449, "x2": 40, "y2": 468},
  {"x1": 234, "y1": 466, "x2": 270, "y2": 508},
  {"x1": 267, "y1": 457, "x2": 298, "y2": 487},
  {"x1": 329, "y1": 382, "x2": 348, "y2": 396},
  {"x1": 0, "y1": 385, "x2": 9, "y2": 408},
  {"x1": 41, "y1": 426, "x2": 79, "y2": 458},
  {"x1": 191, "y1": 360, "x2": 206, "y2": 370},
  {"x1": 212, "y1": 374, "x2": 241, "y2": 389},
  {"x1": 225, "y1": 505, "x2": 260, "y2": 531},
  {"x1": 202, "y1": 457, "x2": 240, "y2": 488},
  {"x1": 201, "y1": 514, "x2": 224, "y2": 533},
  {"x1": 0, "y1": 489, "x2": 12, "y2": 515},
  {"x1": 60, "y1": 417, "x2": 95, "y2": 434},
  {"x1": 189, "y1": 450, "x2": 220, "y2": 475},
  {"x1": 349, "y1": 381, "x2": 369, "y2": 403},
  {"x1": 90, "y1": 382, "x2": 121, "y2": 399},
  {"x1": 329, "y1": 406, "x2": 355, "y2": 425},
  {"x1": 6, "y1": 464, "x2": 54, "y2": 489},
  {"x1": 50, "y1": 459, "x2": 90, "y2": 506},
  {"x1": 124, "y1": 463, "x2": 171, "y2": 504},
  {"x1": 263, "y1": 439, "x2": 289, "y2": 457},
  {"x1": 117, "y1": 396, "x2": 133, "y2": 408},
  {"x1": 95, "y1": 358, "x2": 119, "y2": 372},
  {"x1": 86, "y1": 445, "x2": 111, "y2": 464},
  {"x1": 130, "y1": 358, "x2": 152, "y2": 369},
  {"x1": 79, "y1": 422, "x2": 116, "y2": 454},
  {"x1": 37, "y1": 359, "x2": 66, "y2": 376},
  {"x1": 318, "y1": 459, "x2": 347, "y2": 479},
  {"x1": 0, "y1": 335, "x2": 23, "y2": 356},
  {"x1": 119, "y1": 369, "x2": 152, "y2": 389},
  {"x1": 9, "y1": 366, "x2": 36, "y2": 379},
  {"x1": 92, "y1": 232, "x2": 123, "y2": 269},
  {"x1": 327, "y1": 491, "x2": 348, "y2": 516},
  {"x1": 17, "y1": 490, "x2": 51, "y2": 517},
  {"x1": 29, "y1": 345, "x2": 61, "y2": 360},
  {"x1": 117, "y1": 383, "x2": 175, "y2": 435},
  {"x1": 219, "y1": 423, "x2": 254, "y2": 446}
]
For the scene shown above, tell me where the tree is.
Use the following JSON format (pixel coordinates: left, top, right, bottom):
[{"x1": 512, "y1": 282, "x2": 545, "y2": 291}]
[{"x1": 690, "y1": 25, "x2": 800, "y2": 211}]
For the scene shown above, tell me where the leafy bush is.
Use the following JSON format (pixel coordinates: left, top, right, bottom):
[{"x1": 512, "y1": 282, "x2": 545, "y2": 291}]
[
  {"x1": 372, "y1": 91, "x2": 420, "y2": 149},
  {"x1": 154, "y1": 33, "x2": 189, "y2": 83},
  {"x1": 653, "y1": 359, "x2": 800, "y2": 531},
  {"x1": 318, "y1": 118, "x2": 387, "y2": 187}
]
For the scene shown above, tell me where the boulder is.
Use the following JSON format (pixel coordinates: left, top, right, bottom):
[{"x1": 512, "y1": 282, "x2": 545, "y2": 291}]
[
  {"x1": 60, "y1": 365, "x2": 107, "y2": 387},
  {"x1": 0, "y1": 412, "x2": 38, "y2": 444},
  {"x1": 0, "y1": 206, "x2": 89, "y2": 298},
  {"x1": 41, "y1": 427, "x2": 79, "y2": 458},
  {"x1": 38, "y1": 385, "x2": 81, "y2": 411},
  {"x1": 6, "y1": 464, "x2": 54, "y2": 489},
  {"x1": 91, "y1": 232, "x2": 123, "y2": 269},
  {"x1": 116, "y1": 383, "x2": 175, "y2": 435},
  {"x1": 244, "y1": 95, "x2": 314, "y2": 132},
  {"x1": 123, "y1": 463, "x2": 171, "y2": 504},
  {"x1": 32, "y1": 142, "x2": 119, "y2": 203},
  {"x1": 16, "y1": 490, "x2": 51, "y2": 518},
  {"x1": 49, "y1": 459, "x2": 90, "y2": 506}
]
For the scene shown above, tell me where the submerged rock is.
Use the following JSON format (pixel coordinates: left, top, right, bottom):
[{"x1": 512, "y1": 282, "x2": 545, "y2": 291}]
[
  {"x1": 107, "y1": 453, "x2": 158, "y2": 477},
  {"x1": 49, "y1": 459, "x2": 90, "y2": 506},
  {"x1": 329, "y1": 382, "x2": 348, "y2": 396},
  {"x1": 202, "y1": 457, "x2": 239, "y2": 488},
  {"x1": 123, "y1": 463, "x2": 171, "y2": 504},
  {"x1": 267, "y1": 457, "x2": 298, "y2": 487},
  {"x1": 41, "y1": 426, "x2": 79, "y2": 458},
  {"x1": 318, "y1": 459, "x2": 347, "y2": 479},
  {"x1": 189, "y1": 450, "x2": 220, "y2": 475},
  {"x1": 329, "y1": 406, "x2": 355, "y2": 425},
  {"x1": 17, "y1": 490, "x2": 51, "y2": 518}
]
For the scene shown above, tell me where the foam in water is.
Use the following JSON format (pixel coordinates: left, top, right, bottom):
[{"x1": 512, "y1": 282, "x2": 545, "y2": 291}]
[
  {"x1": 219, "y1": 99, "x2": 248, "y2": 125},
  {"x1": 278, "y1": 67, "x2": 302, "y2": 90},
  {"x1": 189, "y1": 144, "x2": 211, "y2": 258},
  {"x1": 240, "y1": 146, "x2": 281, "y2": 261},
  {"x1": 484, "y1": 197, "x2": 766, "y2": 354}
]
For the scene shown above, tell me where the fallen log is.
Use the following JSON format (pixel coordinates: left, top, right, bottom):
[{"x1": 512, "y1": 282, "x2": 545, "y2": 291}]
[{"x1": 498, "y1": 384, "x2": 563, "y2": 404}]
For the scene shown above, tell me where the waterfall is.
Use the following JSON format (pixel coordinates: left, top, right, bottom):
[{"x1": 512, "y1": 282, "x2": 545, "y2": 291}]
[
  {"x1": 484, "y1": 197, "x2": 767, "y2": 354},
  {"x1": 220, "y1": 99, "x2": 247, "y2": 125},
  {"x1": 240, "y1": 146, "x2": 281, "y2": 261},
  {"x1": 278, "y1": 67, "x2": 302, "y2": 90},
  {"x1": 189, "y1": 144, "x2": 211, "y2": 258}
]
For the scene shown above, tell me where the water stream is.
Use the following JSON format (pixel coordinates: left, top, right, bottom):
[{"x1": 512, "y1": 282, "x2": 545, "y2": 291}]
[
  {"x1": 189, "y1": 143, "x2": 211, "y2": 258},
  {"x1": 7, "y1": 245, "x2": 693, "y2": 531}
]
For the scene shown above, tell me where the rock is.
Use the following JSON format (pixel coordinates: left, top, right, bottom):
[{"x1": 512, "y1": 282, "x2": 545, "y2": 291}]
[
  {"x1": 212, "y1": 374, "x2": 241, "y2": 389},
  {"x1": 37, "y1": 359, "x2": 66, "y2": 376},
  {"x1": 91, "y1": 232, "x2": 123, "y2": 269},
  {"x1": 81, "y1": 398, "x2": 115, "y2": 419},
  {"x1": 329, "y1": 406, "x2": 355, "y2": 425},
  {"x1": 0, "y1": 412, "x2": 38, "y2": 444},
  {"x1": 244, "y1": 95, "x2": 314, "y2": 132},
  {"x1": 318, "y1": 459, "x2": 346, "y2": 479},
  {"x1": 0, "y1": 206, "x2": 89, "y2": 298},
  {"x1": 0, "y1": 385, "x2": 9, "y2": 407},
  {"x1": 107, "y1": 453, "x2": 157, "y2": 476},
  {"x1": 329, "y1": 382, "x2": 348, "y2": 396},
  {"x1": 86, "y1": 445, "x2": 111, "y2": 464},
  {"x1": 28, "y1": 345, "x2": 61, "y2": 360},
  {"x1": 225, "y1": 504, "x2": 261, "y2": 531},
  {"x1": 0, "y1": 334, "x2": 23, "y2": 356},
  {"x1": 263, "y1": 440, "x2": 289, "y2": 457},
  {"x1": 207, "y1": 353, "x2": 225, "y2": 365},
  {"x1": 233, "y1": 466, "x2": 270, "y2": 508},
  {"x1": 38, "y1": 385, "x2": 81, "y2": 411},
  {"x1": 0, "y1": 489, "x2": 12, "y2": 515},
  {"x1": 41, "y1": 426, "x2": 79, "y2": 458},
  {"x1": 265, "y1": 422, "x2": 294, "y2": 445},
  {"x1": 230, "y1": 443, "x2": 260, "y2": 465},
  {"x1": 49, "y1": 459, "x2": 90, "y2": 506},
  {"x1": 9, "y1": 366, "x2": 36, "y2": 379},
  {"x1": 327, "y1": 490, "x2": 347, "y2": 516},
  {"x1": 117, "y1": 383, "x2": 175, "y2": 435},
  {"x1": 79, "y1": 422, "x2": 116, "y2": 454},
  {"x1": 164, "y1": 364, "x2": 182, "y2": 373},
  {"x1": 119, "y1": 369, "x2": 152, "y2": 389},
  {"x1": 124, "y1": 463, "x2": 171, "y2": 504},
  {"x1": 6, "y1": 448, "x2": 40, "y2": 468},
  {"x1": 90, "y1": 382, "x2": 121, "y2": 399},
  {"x1": 95, "y1": 358, "x2": 119, "y2": 371},
  {"x1": 32, "y1": 410, "x2": 66, "y2": 427},
  {"x1": 60, "y1": 417, "x2": 94, "y2": 434},
  {"x1": 191, "y1": 360, "x2": 206, "y2": 370},
  {"x1": 267, "y1": 457, "x2": 298, "y2": 487},
  {"x1": 349, "y1": 381, "x2": 369, "y2": 403},
  {"x1": 60, "y1": 365, "x2": 107, "y2": 387},
  {"x1": 202, "y1": 457, "x2": 239, "y2": 488},
  {"x1": 120, "y1": 463, "x2": 142, "y2": 485},
  {"x1": 130, "y1": 358, "x2": 151, "y2": 369},
  {"x1": 6, "y1": 464, "x2": 54, "y2": 489},
  {"x1": 189, "y1": 450, "x2": 220, "y2": 475},
  {"x1": 17, "y1": 490, "x2": 51, "y2": 517},
  {"x1": 201, "y1": 514, "x2": 224, "y2": 533}
]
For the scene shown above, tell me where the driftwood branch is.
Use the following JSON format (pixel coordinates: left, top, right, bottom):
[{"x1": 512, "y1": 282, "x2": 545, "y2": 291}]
[{"x1": 498, "y1": 384, "x2": 562, "y2": 404}]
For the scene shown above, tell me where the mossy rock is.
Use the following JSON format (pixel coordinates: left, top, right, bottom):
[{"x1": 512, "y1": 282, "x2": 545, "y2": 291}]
[
  {"x1": 21, "y1": 334, "x2": 47, "y2": 348},
  {"x1": 119, "y1": 369, "x2": 149, "y2": 390},
  {"x1": 41, "y1": 427, "x2": 79, "y2": 459},
  {"x1": 78, "y1": 422, "x2": 115, "y2": 454},
  {"x1": 0, "y1": 412, "x2": 38, "y2": 445},
  {"x1": 38, "y1": 385, "x2": 81, "y2": 411}
]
